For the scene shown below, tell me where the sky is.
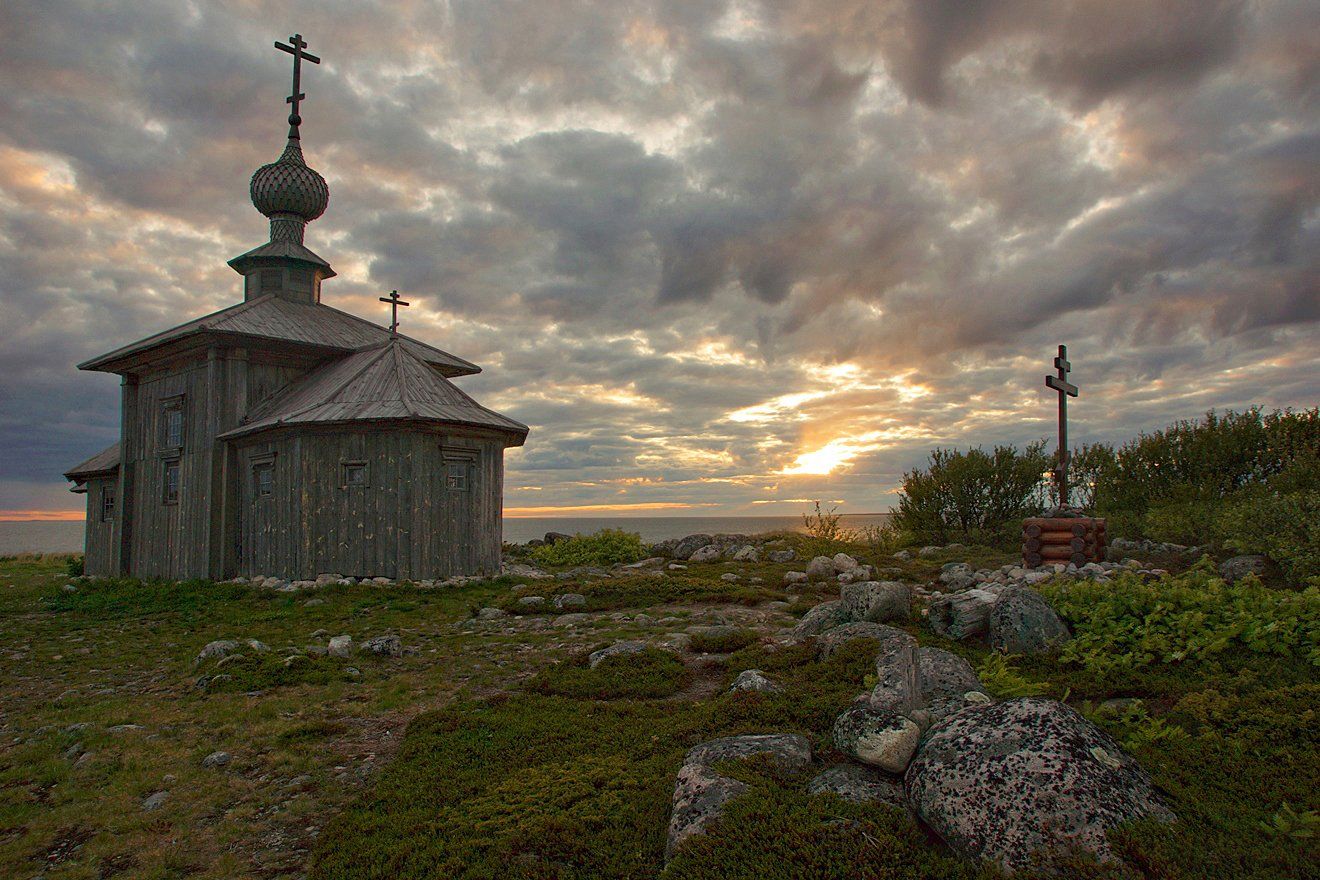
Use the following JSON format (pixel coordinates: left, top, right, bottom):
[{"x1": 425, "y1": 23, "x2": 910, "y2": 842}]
[{"x1": 0, "y1": 0, "x2": 1317, "y2": 522}]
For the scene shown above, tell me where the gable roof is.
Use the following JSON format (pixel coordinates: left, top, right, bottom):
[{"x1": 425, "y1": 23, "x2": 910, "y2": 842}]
[
  {"x1": 219, "y1": 338, "x2": 528, "y2": 445},
  {"x1": 78, "y1": 294, "x2": 480, "y2": 377},
  {"x1": 64, "y1": 442, "x2": 120, "y2": 483}
]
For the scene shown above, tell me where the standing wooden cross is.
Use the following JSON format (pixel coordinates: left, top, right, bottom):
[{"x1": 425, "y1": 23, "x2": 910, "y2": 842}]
[
  {"x1": 1045, "y1": 344, "x2": 1079, "y2": 507},
  {"x1": 275, "y1": 33, "x2": 320, "y2": 136},
  {"x1": 379, "y1": 290, "x2": 410, "y2": 335}
]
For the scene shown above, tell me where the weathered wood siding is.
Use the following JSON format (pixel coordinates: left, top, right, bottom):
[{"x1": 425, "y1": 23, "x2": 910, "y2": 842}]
[
  {"x1": 234, "y1": 426, "x2": 505, "y2": 580},
  {"x1": 81, "y1": 477, "x2": 117, "y2": 577}
]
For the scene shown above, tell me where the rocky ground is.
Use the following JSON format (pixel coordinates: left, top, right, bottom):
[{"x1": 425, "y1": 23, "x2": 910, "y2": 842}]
[{"x1": 1, "y1": 534, "x2": 1315, "y2": 879}]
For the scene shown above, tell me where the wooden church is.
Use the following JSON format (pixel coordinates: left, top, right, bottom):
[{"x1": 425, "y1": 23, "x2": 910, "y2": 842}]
[{"x1": 64, "y1": 35, "x2": 528, "y2": 582}]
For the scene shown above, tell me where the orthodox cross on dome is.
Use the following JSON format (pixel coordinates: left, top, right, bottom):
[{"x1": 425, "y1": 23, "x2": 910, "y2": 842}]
[
  {"x1": 275, "y1": 33, "x2": 320, "y2": 138},
  {"x1": 1045, "y1": 344, "x2": 1080, "y2": 508},
  {"x1": 379, "y1": 290, "x2": 410, "y2": 335}
]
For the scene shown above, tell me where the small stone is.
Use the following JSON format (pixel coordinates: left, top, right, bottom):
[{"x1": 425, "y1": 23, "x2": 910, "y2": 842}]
[
  {"x1": 688, "y1": 545, "x2": 723, "y2": 563},
  {"x1": 202, "y1": 751, "x2": 232, "y2": 768},
  {"x1": 517, "y1": 595, "x2": 547, "y2": 609},
  {"x1": 553, "y1": 613, "x2": 590, "y2": 627},
  {"x1": 918, "y1": 546, "x2": 942, "y2": 558},
  {"x1": 303, "y1": 598, "x2": 326, "y2": 607},
  {"x1": 728, "y1": 669, "x2": 780, "y2": 694},
  {"x1": 719, "y1": 573, "x2": 740, "y2": 582},
  {"x1": 476, "y1": 607, "x2": 506, "y2": 620},
  {"x1": 588, "y1": 640, "x2": 649, "y2": 668},
  {"x1": 194, "y1": 639, "x2": 240, "y2": 666},
  {"x1": 783, "y1": 571, "x2": 808, "y2": 585},
  {"x1": 767, "y1": 549, "x2": 797, "y2": 563},
  {"x1": 668, "y1": 563, "x2": 688, "y2": 570},
  {"x1": 832, "y1": 705, "x2": 921, "y2": 773},
  {"x1": 142, "y1": 791, "x2": 169, "y2": 812},
  {"x1": 359, "y1": 634, "x2": 402, "y2": 657},
  {"x1": 553, "y1": 593, "x2": 587, "y2": 610}
]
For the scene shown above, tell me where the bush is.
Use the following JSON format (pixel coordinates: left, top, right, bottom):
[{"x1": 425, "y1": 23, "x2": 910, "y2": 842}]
[
  {"x1": 688, "y1": 627, "x2": 759, "y2": 654},
  {"x1": 65, "y1": 555, "x2": 84, "y2": 577},
  {"x1": 530, "y1": 529, "x2": 648, "y2": 567},
  {"x1": 1037, "y1": 560, "x2": 1320, "y2": 678},
  {"x1": 893, "y1": 442, "x2": 1050, "y2": 547},
  {"x1": 1213, "y1": 459, "x2": 1320, "y2": 583}
]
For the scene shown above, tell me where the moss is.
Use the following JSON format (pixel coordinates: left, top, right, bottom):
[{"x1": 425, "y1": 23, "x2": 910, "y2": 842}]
[
  {"x1": 502, "y1": 574, "x2": 783, "y2": 615},
  {"x1": 688, "y1": 628, "x2": 759, "y2": 654},
  {"x1": 200, "y1": 651, "x2": 365, "y2": 693},
  {"x1": 527, "y1": 648, "x2": 692, "y2": 700}
]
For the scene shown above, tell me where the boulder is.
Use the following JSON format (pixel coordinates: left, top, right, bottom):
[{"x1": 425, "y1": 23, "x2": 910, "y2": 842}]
[
  {"x1": 840, "y1": 581, "x2": 910, "y2": 623},
  {"x1": 987, "y1": 586, "x2": 1070, "y2": 655},
  {"x1": 832, "y1": 705, "x2": 921, "y2": 773},
  {"x1": 892, "y1": 550, "x2": 913, "y2": 561},
  {"x1": 783, "y1": 571, "x2": 809, "y2": 586},
  {"x1": 553, "y1": 593, "x2": 587, "y2": 610},
  {"x1": 517, "y1": 595, "x2": 547, "y2": 609},
  {"x1": 689, "y1": 545, "x2": 723, "y2": 563},
  {"x1": 504, "y1": 562, "x2": 552, "y2": 580},
  {"x1": 814, "y1": 621, "x2": 903, "y2": 661},
  {"x1": 806, "y1": 764, "x2": 907, "y2": 809},
  {"x1": 672, "y1": 534, "x2": 715, "y2": 560},
  {"x1": 732, "y1": 545, "x2": 760, "y2": 562},
  {"x1": 667, "y1": 734, "x2": 812, "y2": 858},
  {"x1": 905, "y1": 697, "x2": 1175, "y2": 872},
  {"x1": 142, "y1": 791, "x2": 169, "y2": 812},
  {"x1": 729, "y1": 669, "x2": 781, "y2": 694},
  {"x1": 927, "y1": 589, "x2": 999, "y2": 640},
  {"x1": 1218, "y1": 554, "x2": 1278, "y2": 583},
  {"x1": 476, "y1": 607, "x2": 506, "y2": 620},
  {"x1": 201, "y1": 750, "x2": 232, "y2": 769},
  {"x1": 831, "y1": 553, "x2": 859, "y2": 573},
  {"x1": 544, "y1": 531, "x2": 573, "y2": 544},
  {"x1": 865, "y1": 628, "x2": 921, "y2": 714},
  {"x1": 767, "y1": 549, "x2": 797, "y2": 564},
  {"x1": 327, "y1": 635, "x2": 353, "y2": 658},
  {"x1": 917, "y1": 646, "x2": 991, "y2": 722},
  {"x1": 791, "y1": 600, "x2": 854, "y2": 638},
  {"x1": 359, "y1": 634, "x2": 403, "y2": 657},
  {"x1": 194, "y1": 640, "x2": 240, "y2": 666},
  {"x1": 588, "y1": 640, "x2": 649, "y2": 668},
  {"x1": 805, "y1": 556, "x2": 836, "y2": 582},
  {"x1": 918, "y1": 546, "x2": 942, "y2": 558}
]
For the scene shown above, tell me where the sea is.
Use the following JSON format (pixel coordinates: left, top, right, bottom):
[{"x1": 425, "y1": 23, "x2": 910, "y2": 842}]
[{"x1": 0, "y1": 514, "x2": 893, "y2": 555}]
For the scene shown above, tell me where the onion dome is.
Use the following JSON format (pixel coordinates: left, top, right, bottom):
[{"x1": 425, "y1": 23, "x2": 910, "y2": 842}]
[{"x1": 250, "y1": 137, "x2": 329, "y2": 228}]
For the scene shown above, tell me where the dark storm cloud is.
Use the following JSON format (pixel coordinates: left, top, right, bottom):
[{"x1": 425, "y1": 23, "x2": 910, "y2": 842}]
[{"x1": 0, "y1": 0, "x2": 1316, "y2": 517}]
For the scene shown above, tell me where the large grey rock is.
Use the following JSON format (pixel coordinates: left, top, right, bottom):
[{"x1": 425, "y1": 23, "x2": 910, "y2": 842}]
[
  {"x1": 767, "y1": 549, "x2": 797, "y2": 564},
  {"x1": 905, "y1": 697, "x2": 1175, "y2": 871},
  {"x1": 194, "y1": 640, "x2": 240, "y2": 666},
  {"x1": 327, "y1": 635, "x2": 354, "y2": 658},
  {"x1": 783, "y1": 571, "x2": 809, "y2": 586},
  {"x1": 1218, "y1": 554, "x2": 1278, "y2": 583},
  {"x1": 142, "y1": 791, "x2": 169, "y2": 812},
  {"x1": 732, "y1": 545, "x2": 760, "y2": 562},
  {"x1": 553, "y1": 593, "x2": 587, "y2": 610},
  {"x1": 667, "y1": 734, "x2": 812, "y2": 858},
  {"x1": 359, "y1": 634, "x2": 403, "y2": 657},
  {"x1": 866, "y1": 628, "x2": 921, "y2": 714},
  {"x1": 917, "y1": 646, "x2": 991, "y2": 722},
  {"x1": 987, "y1": 586, "x2": 1070, "y2": 655},
  {"x1": 807, "y1": 764, "x2": 907, "y2": 809},
  {"x1": 840, "y1": 581, "x2": 911, "y2": 623},
  {"x1": 927, "y1": 589, "x2": 998, "y2": 640},
  {"x1": 202, "y1": 750, "x2": 232, "y2": 768},
  {"x1": 831, "y1": 553, "x2": 859, "y2": 573},
  {"x1": 729, "y1": 669, "x2": 781, "y2": 694},
  {"x1": 814, "y1": 621, "x2": 902, "y2": 660},
  {"x1": 672, "y1": 534, "x2": 715, "y2": 560},
  {"x1": 689, "y1": 544, "x2": 723, "y2": 563},
  {"x1": 791, "y1": 600, "x2": 854, "y2": 638},
  {"x1": 832, "y1": 705, "x2": 921, "y2": 773},
  {"x1": 588, "y1": 640, "x2": 649, "y2": 668},
  {"x1": 805, "y1": 556, "x2": 836, "y2": 582}
]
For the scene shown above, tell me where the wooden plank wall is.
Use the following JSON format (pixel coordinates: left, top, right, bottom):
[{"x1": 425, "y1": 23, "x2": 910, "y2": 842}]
[
  {"x1": 82, "y1": 477, "x2": 116, "y2": 576},
  {"x1": 234, "y1": 427, "x2": 506, "y2": 580}
]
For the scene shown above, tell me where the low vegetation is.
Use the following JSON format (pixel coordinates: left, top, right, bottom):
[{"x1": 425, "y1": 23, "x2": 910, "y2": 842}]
[{"x1": 530, "y1": 528, "x2": 649, "y2": 567}]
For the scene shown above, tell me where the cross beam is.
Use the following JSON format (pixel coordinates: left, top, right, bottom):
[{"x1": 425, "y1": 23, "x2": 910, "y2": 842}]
[
  {"x1": 1045, "y1": 344, "x2": 1079, "y2": 507},
  {"x1": 379, "y1": 290, "x2": 410, "y2": 335},
  {"x1": 275, "y1": 33, "x2": 320, "y2": 137}
]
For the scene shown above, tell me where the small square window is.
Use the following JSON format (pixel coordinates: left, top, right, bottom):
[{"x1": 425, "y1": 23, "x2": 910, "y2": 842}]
[
  {"x1": 101, "y1": 487, "x2": 116, "y2": 522},
  {"x1": 163, "y1": 460, "x2": 180, "y2": 505},
  {"x1": 162, "y1": 399, "x2": 184, "y2": 449},
  {"x1": 445, "y1": 463, "x2": 468, "y2": 491},
  {"x1": 254, "y1": 463, "x2": 274, "y2": 498},
  {"x1": 342, "y1": 462, "x2": 368, "y2": 487}
]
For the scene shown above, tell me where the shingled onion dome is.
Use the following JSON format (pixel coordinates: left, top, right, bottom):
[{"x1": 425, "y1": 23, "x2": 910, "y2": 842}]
[{"x1": 250, "y1": 136, "x2": 329, "y2": 244}]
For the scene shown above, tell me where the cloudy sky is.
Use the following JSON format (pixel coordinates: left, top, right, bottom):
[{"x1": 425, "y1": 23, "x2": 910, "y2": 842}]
[{"x1": 1, "y1": 0, "x2": 1317, "y2": 521}]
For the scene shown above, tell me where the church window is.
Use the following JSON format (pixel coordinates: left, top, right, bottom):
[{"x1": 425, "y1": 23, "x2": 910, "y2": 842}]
[
  {"x1": 101, "y1": 486, "x2": 116, "y2": 522},
  {"x1": 342, "y1": 462, "x2": 368, "y2": 487},
  {"x1": 163, "y1": 460, "x2": 180, "y2": 505},
  {"x1": 442, "y1": 447, "x2": 477, "y2": 492},
  {"x1": 161, "y1": 397, "x2": 185, "y2": 449},
  {"x1": 445, "y1": 463, "x2": 469, "y2": 491},
  {"x1": 254, "y1": 462, "x2": 274, "y2": 498}
]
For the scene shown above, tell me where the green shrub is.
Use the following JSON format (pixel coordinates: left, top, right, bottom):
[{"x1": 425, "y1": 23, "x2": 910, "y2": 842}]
[
  {"x1": 1038, "y1": 560, "x2": 1320, "y2": 679},
  {"x1": 893, "y1": 442, "x2": 1050, "y2": 547},
  {"x1": 525, "y1": 648, "x2": 691, "y2": 699},
  {"x1": 530, "y1": 529, "x2": 647, "y2": 567},
  {"x1": 688, "y1": 627, "x2": 759, "y2": 654},
  {"x1": 65, "y1": 555, "x2": 84, "y2": 577},
  {"x1": 1214, "y1": 460, "x2": 1319, "y2": 583}
]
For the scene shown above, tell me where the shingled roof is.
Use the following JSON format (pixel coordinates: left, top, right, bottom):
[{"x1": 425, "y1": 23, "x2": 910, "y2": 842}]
[
  {"x1": 78, "y1": 294, "x2": 481, "y2": 377},
  {"x1": 64, "y1": 442, "x2": 120, "y2": 485},
  {"x1": 219, "y1": 337, "x2": 528, "y2": 444}
]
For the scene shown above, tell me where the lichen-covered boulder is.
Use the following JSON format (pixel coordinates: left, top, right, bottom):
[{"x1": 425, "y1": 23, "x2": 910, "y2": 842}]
[
  {"x1": 841, "y1": 580, "x2": 911, "y2": 623},
  {"x1": 814, "y1": 621, "x2": 901, "y2": 660},
  {"x1": 729, "y1": 669, "x2": 780, "y2": 694},
  {"x1": 831, "y1": 553, "x2": 859, "y2": 573},
  {"x1": 588, "y1": 640, "x2": 648, "y2": 668},
  {"x1": 194, "y1": 640, "x2": 240, "y2": 666},
  {"x1": 927, "y1": 588, "x2": 998, "y2": 640},
  {"x1": 832, "y1": 705, "x2": 921, "y2": 773},
  {"x1": 791, "y1": 599, "x2": 854, "y2": 638},
  {"x1": 359, "y1": 634, "x2": 402, "y2": 657},
  {"x1": 672, "y1": 534, "x2": 714, "y2": 560},
  {"x1": 905, "y1": 697, "x2": 1175, "y2": 871},
  {"x1": 806, "y1": 556, "x2": 836, "y2": 582},
  {"x1": 689, "y1": 544, "x2": 723, "y2": 563},
  {"x1": 767, "y1": 548, "x2": 797, "y2": 564},
  {"x1": 667, "y1": 734, "x2": 812, "y2": 858},
  {"x1": 917, "y1": 646, "x2": 991, "y2": 722},
  {"x1": 987, "y1": 586, "x2": 1071, "y2": 655},
  {"x1": 807, "y1": 764, "x2": 907, "y2": 809}
]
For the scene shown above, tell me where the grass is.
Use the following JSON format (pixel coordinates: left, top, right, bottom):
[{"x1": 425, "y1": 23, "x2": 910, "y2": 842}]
[{"x1": 3, "y1": 541, "x2": 1318, "y2": 879}]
